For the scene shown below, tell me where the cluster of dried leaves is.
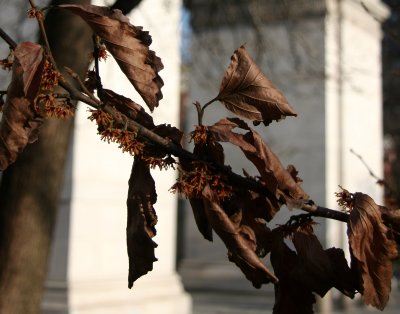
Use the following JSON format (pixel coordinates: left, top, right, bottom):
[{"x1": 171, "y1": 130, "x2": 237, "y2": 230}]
[{"x1": 0, "y1": 3, "x2": 400, "y2": 313}]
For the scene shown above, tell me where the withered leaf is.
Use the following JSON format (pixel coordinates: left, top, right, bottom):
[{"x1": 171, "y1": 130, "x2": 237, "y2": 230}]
[
  {"x1": 225, "y1": 191, "x2": 272, "y2": 257},
  {"x1": 0, "y1": 42, "x2": 45, "y2": 171},
  {"x1": 102, "y1": 89, "x2": 155, "y2": 129},
  {"x1": 209, "y1": 118, "x2": 308, "y2": 212},
  {"x1": 60, "y1": 4, "x2": 163, "y2": 111},
  {"x1": 202, "y1": 185, "x2": 278, "y2": 287},
  {"x1": 126, "y1": 156, "x2": 158, "y2": 288},
  {"x1": 325, "y1": 247, "x2": 358, "y2": 297},
  {"x1": 271, "y1": 227, "x2": 357, "y2": 314},
  {"x1": 270, "y1": 230, "x2": 315, "y2": 314},
  {"x1": 292, "y1": 229, "x2": 357, "y2": 298},
  {"x1": 347, "y1": 193, "x2": 398, "y2": 310},
  {"x1": 217, "y1": 46, "x2": 297, "y2": 126}
]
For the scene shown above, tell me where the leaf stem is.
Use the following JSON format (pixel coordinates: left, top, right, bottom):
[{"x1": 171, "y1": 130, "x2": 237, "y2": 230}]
[
  {"x1": 64, "y1": 66, "x2": 100, "y2": 104},
  {"x1": 29, "y1": 0, "x2": 58, "y2": 72},
  {"x1": 200, "y1": 97, "x2": 217, "y2": 122}
]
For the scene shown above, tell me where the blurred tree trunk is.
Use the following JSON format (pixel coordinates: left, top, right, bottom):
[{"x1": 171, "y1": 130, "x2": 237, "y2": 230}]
[
  {"x1": 0, "y1": 1, "x2": 92, "y2": 313},
  {"x1": 0, "y1": 0, "x2": 144, "y2": 312}
]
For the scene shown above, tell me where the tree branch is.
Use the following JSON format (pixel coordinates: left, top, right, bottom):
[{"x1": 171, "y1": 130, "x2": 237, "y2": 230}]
[
  {"x1": 0, "y1": 25, "x2": 349, "y2": 223},
  {"x1": 111, "y1": 0, "x2": 143, "y2": 15}
]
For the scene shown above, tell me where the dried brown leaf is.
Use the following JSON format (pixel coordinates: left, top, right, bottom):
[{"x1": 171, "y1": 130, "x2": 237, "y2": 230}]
[
  {"x1": 270, "y1": 230, "x2": 315, "y2": 314},
  {"x1": 202, "y1": 185, "x2": 278, "y2": 287},
  {"x1": 209, "y1": 117, "x2": 308, "y2": 212},
  {"x1": 325, "y1": 247, "x2": 358, "y2": 297},
  {"x1": 271, "y1": 228, "x2": 357, "y2": 314},
  {"x1": 0, "y1": 42, "x2": 45, "y2": 171},
  {"x1": 126, "y1": 156, "x2": 158, "y2": 288},
  {"x1": 60, "y1": 4, "x2": 163, "y2": 111},
  {"x1": 347, "y1": 193, "x2": 398, "y2": 310},
  {"x1": 102, "y1": 89, "x2": 155, "y2": 129},
  {"x1": 217, "y1": 46, "x2": 297, "y2": 126}
]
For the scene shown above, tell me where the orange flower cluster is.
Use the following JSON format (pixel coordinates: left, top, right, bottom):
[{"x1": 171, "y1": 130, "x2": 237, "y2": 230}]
[
  {"x1": 190, "y1": 125, "x2": 208, "y2": 145},
  {"x1": 34, "y1": 94, "x2": 75, "y2": 118},
  {"x1": 88, "y1": 109, "x2": 146, "y2": 156},
  {"x1": 143, "y1": 154, "x2": 176, "y2": 171},
  {"x1": 100, "y1": 128, "x2": 145, "y2": 155},
  {"x1": 171, "y1": 163, "x2": 232, "y2": 200},
  {"x1": 88, "y1": 45, "x2": 108, "y2": 63},
  {"x1": 27, "y1": 7, "x2": 44, "y2": 20},
  {"x1": 335, "y1": 187, "x2": 354, "y2": 211},
  {"x1": 40, "y1": 58, "x2": 62, "y2": 91},
  {"x1": 88, "y1": 109, "x2": 113, "y2": 127}
]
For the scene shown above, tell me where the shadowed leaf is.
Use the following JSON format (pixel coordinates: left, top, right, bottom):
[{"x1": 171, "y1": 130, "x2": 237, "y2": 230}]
[
  {"x1": 0, "y1": 42, "x2": 45, "y2": 171},
  {"x1": 347, "y1": 193, "x2": 398, "y2": 310},
  {"x1": 271, "y1": 227, "x2": 357, "y2": 314},
  {"x1": 202, "y1": 185, "x2": 278, "y2": 287},
  {"x1": 217, "y1": 46, "x2": 297, "y2": 126},
  {"x1": 270, "y1": 230, "x2": 315, "y2": 314},
  {"x1": 126, "y1": 156, "x2": 158, "y2": 288},
  {"x1": 209, "y1": 118, "x2": 308, "y2": 212},
  {"x1": 60, "y1": 4, "x2": 163, "y2": 111}
]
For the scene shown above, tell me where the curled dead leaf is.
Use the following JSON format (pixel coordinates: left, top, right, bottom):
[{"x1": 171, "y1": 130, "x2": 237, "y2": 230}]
[
  {"x1": 126, "y1": 156, "x2": 158, "y2": 288},
  {"x1": 60, "y1": 4, "x2": 163, "y2": 111},
  {"x1": 217, "y1": 46, "x2": 297, "y2": 126},
  {"x1": 0, "y1": 42, "x2": 45, "y2": 171},
  {"x1": 208, "y1": 117, "x2": 308, "y2": 213},
  {"x1": 202, "y1": 185, "x2": 278, "y2": 287},
  {"x1": 271, "y1": 227, "x2": 357, "y2": 314},
  {"x1": 347, "y1": 192, "x2": 398, "y2": 310}
]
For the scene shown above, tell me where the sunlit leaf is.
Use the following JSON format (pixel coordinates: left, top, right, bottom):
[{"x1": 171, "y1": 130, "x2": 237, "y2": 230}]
[
  {"x1": 60, "y1": 4, "x2": 163, "y2": 111},
  {"x1": 217, "y1": 46, "x2": 297, "y2": 126},
  {"x1": 347, "y1": 192, "x2": 398, "y2": 310}
]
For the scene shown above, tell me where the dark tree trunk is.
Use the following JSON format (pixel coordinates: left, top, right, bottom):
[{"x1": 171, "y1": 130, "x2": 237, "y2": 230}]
[
  {"x1": 0, "y1": 1, "x2": 92, "y2": 313},
  {"x1": 0, "y1": 0, "x2": 144, "y2": 312}
]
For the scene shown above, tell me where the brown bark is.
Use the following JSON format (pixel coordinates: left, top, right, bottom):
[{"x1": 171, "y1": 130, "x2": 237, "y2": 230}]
[{"x1": 0, "y1": 1, "x2": 92, "y2": 313}]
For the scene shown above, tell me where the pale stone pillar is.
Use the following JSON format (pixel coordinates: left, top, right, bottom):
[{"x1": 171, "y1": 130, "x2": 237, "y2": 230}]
[{"x1": 43, "y1": 0, "x2": 192, "y2": 313}]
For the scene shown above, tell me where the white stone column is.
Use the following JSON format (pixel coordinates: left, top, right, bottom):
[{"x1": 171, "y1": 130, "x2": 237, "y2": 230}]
[
  {"x1": 325, "y1": 0, "x2": 388, "y2": 252},
  {"x1": 43, "y1": 0, "x2": 192, "y2": 313}
]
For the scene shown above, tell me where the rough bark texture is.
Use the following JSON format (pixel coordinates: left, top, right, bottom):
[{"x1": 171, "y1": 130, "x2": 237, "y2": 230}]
[{"x1": 0, "y1": 1, "x2": 92, "y2": 313}]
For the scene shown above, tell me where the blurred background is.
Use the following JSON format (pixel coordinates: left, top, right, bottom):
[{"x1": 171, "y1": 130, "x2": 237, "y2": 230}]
[{"x1": 0, "y1": 0, "x2": 399, "y2": 313}]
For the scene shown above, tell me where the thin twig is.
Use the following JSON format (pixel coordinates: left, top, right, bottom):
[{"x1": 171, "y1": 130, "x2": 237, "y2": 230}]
[
  {"x1": 350, "y1": 148, "x2": 399, "y2": 203},
  {"x1": 92, "y1": 35, "x2": 103, "y2": 99},
  {"x1": 64, "y1": 66, "x2": 100, "y2": 104},
  {"x1": 29, "y1": 0, "x2": 58, "y2": 72},
  {"x1": 350, "y1": 148, "x2": 382, "y2": 183},
  {"x1": 0, "y1": 27, "x2": 17, "y2": 48}
]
